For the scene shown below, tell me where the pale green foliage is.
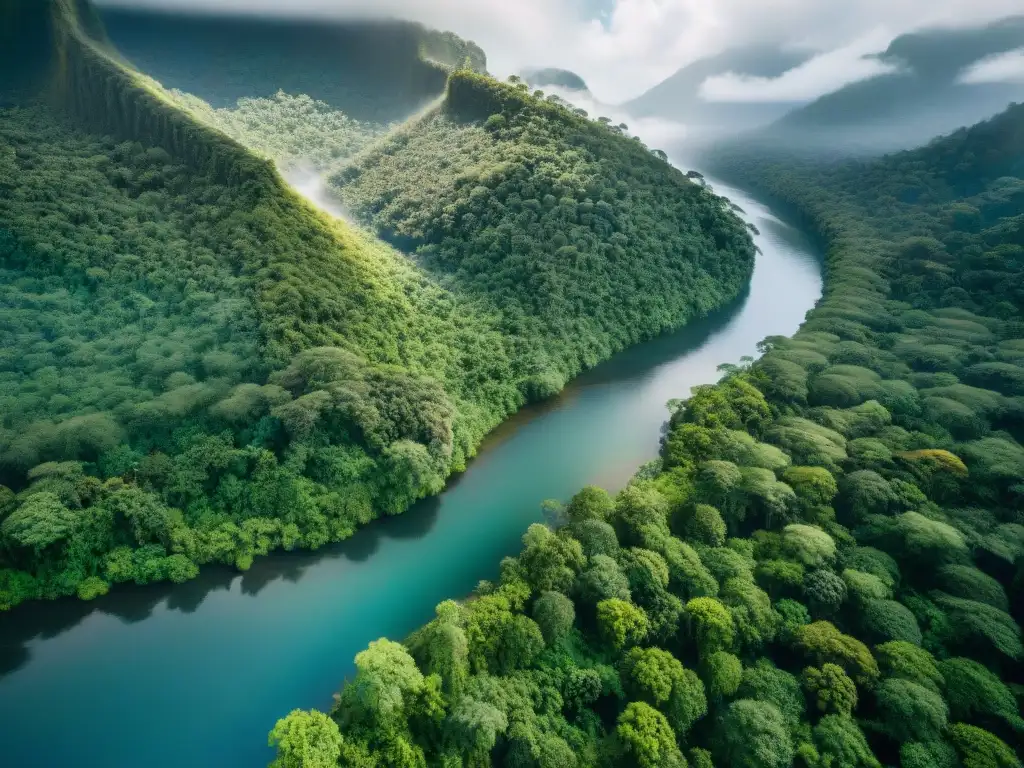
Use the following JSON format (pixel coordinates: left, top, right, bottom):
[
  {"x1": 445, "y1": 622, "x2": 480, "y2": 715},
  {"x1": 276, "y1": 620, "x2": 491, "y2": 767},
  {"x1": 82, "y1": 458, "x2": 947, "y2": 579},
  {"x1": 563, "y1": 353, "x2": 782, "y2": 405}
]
[
  {"x1": 782, "y1": 524, "x2": 836, "y2": 568},
  {"x1": 616, "y1": 701, "x2": 686, "y2": 768},
  {"x1": 268, "y1": 709, "x2": 342, "y2": 768},
  {"x1": 597, "y1": 599, "x2": 649, "y2": 649},
  {"x1": 621, "y1": 646, "x2": 707, "y2": 734},
  {"x1": 342, "y1": 639, "x2": 424, "y2": 728},
  {"x1": 803, "y1": 663, "x2": 858, "y2": 716},
  {"x1": 2, "y1": 492, "x2": 80, "y2": 553},
  {"x1": 875, "y1": 678, "x2": 948, "y2": 742},
  {"x1": 874, "y1": 641, "x2": 944, "y2": 693}
]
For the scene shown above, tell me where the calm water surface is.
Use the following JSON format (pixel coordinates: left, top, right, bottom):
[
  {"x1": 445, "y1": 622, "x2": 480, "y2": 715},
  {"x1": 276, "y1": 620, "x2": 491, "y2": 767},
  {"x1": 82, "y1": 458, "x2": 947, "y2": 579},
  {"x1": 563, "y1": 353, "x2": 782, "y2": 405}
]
[{"x1": 0, "y1": 177, "x2": 822, "y2": 767}]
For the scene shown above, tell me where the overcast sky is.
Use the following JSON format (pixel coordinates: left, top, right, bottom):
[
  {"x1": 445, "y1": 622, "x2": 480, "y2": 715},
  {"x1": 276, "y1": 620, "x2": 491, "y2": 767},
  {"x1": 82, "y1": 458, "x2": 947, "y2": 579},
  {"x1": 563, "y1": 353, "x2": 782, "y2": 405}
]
[{"x1": 98, "y1": 0, "x2": 1024, "y2": 103}]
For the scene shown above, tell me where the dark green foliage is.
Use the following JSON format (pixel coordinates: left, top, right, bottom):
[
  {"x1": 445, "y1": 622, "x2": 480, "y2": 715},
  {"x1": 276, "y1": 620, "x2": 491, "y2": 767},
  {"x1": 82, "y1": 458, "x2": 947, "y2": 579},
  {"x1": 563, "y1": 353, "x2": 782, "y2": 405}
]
[
  {"x1": 948, "y1": 724, "x2": 1022, "y2": 768},
  {"x1": 334, "y1": 72, "x2": 755, "y2": 392},
  {"x1": 859, "y1": 599, "x2": 922, "y2": 645},
  {"x1": 939, "y1": 657, "x2": 1024, "y2": 732},
  {"x1": 236, "y1": 69, "x2": 1024, "y2": 768},
  {"x1": 874, "y1": 678, "x2": 949, "y2": 743},
  {"x1": 532, "y1": 591, "x2": 575, "y2": 646},
  {"x1": 811, "y1": 716, "x2": 880, "y2": 768},
  {"x1": 713, "y1": 699, "x2": 794, "y2": 768}
]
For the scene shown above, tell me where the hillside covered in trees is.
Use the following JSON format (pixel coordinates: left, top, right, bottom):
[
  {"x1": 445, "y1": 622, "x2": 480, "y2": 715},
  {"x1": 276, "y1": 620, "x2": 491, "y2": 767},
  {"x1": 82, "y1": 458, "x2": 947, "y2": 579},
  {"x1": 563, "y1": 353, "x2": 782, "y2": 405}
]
[
  {"x1": 0, "y1": 1, "x2": 755, "y2": 609},
  {"x1": 267, "y1": 102, "x2": 1024, "y2": 766},
  {"x1": 331, "y1": 72, "x2": 754, "y2": 386}
]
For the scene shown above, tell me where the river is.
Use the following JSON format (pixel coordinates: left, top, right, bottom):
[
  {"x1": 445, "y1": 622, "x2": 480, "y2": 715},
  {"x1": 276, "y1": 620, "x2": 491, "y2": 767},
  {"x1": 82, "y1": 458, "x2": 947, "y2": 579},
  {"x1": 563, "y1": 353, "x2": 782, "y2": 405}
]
[{"x1": 0, "y1": 178, "x2": 822, "y2": 767}]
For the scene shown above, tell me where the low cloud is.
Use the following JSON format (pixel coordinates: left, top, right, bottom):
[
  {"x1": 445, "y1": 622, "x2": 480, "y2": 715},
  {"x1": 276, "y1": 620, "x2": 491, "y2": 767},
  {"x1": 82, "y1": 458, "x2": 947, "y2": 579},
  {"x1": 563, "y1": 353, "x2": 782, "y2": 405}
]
[
  {"x1": 958, "y1": 47, "x2": 1024, "y2": 84},
  {"x1": 699, "y1": 30, "x2": 899, "y2": 103},
  {"x1": 96, "y1": 0, "x2": 1024, "y2": 103}
]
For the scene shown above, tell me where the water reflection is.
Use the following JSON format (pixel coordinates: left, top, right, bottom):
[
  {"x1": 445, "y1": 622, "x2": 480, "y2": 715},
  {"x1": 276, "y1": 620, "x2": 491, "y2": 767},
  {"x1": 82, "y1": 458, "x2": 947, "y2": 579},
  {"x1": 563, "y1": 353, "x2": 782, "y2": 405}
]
[{"x1": 0, "y1": 496, "x2": 443, "y2": 676}]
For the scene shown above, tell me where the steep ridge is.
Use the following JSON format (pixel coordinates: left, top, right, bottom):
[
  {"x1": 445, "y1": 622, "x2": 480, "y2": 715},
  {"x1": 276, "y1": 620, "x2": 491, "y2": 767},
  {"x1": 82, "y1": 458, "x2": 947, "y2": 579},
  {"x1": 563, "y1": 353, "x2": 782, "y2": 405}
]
[
  {"x1": 332, "y1": 72, "x2": 756, "y2": 391},
  {"x1": 270, "y1": 103, "x2": 1024, "y2": 767},
  {"x1": 0, "y1": 4, "x2": 756, "y2": 609},
  {"x1": 98, "y1": 7, "x2": 486, "y2": 123}
]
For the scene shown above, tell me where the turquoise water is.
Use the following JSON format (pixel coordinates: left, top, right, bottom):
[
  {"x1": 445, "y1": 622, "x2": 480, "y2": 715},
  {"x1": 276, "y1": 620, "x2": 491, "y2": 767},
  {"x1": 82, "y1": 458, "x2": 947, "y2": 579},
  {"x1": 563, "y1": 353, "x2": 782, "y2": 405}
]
[{"x1": 0, "y1": 180, "x2": 822, "y2": 767}]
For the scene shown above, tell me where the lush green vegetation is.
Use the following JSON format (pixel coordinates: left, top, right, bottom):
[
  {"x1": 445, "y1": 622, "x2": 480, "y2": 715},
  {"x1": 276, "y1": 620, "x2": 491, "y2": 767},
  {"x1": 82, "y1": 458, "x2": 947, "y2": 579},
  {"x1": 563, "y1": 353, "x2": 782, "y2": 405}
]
[
  {"x1": 167, "y1": 90, "x2": 388, "y2": 171},
  {"x1": 0, "y1": 5, "x2": 754, "y2": 609},
  {"x1": 332, "y1": 72, "x2": 754, "y2": 391},
  {"x1": 270, "y1": 105, "x2": 1024, "y2": 766}
]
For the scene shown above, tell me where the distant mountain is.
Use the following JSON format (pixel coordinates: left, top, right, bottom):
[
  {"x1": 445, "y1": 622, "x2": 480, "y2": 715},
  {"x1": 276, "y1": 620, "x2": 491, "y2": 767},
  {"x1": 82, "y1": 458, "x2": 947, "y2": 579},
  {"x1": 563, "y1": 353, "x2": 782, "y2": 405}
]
[
  {"x1": 98, "y1": 7, "x2": 487, "y2": 123},
  {"x1": 521, "y1": 67, "x2": 590, "y2": 93},
  {"x1": 624, "y1": 46, "x2": 811, "y2": 133},
  {"x1": 763, "y1": 17, "x2": 1024, "y2": 153}
]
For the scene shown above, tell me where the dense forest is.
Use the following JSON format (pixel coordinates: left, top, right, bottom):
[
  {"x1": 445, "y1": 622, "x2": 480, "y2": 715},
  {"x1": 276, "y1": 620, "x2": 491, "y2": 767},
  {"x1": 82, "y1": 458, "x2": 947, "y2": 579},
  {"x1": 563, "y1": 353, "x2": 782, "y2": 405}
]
[
  {"x1": 332, "y1": 72, "x2": 754, "y2": 389},
  {"x1": 0, "y1": 2, "x2": 755, "y2": 609},
  {"x1": 267, "y1": 105, "x2": 1024, "y2": 766}
]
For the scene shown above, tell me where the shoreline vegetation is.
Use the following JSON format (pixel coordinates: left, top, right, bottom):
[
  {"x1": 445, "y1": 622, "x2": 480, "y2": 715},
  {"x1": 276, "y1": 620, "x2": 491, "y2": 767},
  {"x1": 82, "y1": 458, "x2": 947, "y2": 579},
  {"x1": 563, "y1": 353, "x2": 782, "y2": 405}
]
[
  {"x1": 0, "y1": 2, "x2": 755, "y2": 610},
  {"x1": 269, "y1": 106, "x2": 1024, "y2": 767}
]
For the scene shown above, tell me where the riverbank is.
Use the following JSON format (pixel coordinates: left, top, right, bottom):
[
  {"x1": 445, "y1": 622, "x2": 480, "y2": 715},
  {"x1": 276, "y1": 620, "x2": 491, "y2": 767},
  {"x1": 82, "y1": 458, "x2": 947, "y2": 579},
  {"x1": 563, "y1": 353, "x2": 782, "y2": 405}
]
[{"x1": 0, "y1": 181, "x2": 822, "y2": 767}]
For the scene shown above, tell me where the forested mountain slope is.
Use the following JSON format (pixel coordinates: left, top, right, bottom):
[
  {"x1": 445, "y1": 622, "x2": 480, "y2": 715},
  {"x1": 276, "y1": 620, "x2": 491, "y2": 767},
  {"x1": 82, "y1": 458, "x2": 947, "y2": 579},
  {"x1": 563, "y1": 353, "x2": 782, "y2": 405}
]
[
  {"x1": 331, "y1": 72, "x2": 755, "y2": 389},
  {"x1": 0, "y1": 2, "x2": 755, "y2": 609},
  {"x1": 270, "y1": 102, "x2": 1024, "y2": 767}
]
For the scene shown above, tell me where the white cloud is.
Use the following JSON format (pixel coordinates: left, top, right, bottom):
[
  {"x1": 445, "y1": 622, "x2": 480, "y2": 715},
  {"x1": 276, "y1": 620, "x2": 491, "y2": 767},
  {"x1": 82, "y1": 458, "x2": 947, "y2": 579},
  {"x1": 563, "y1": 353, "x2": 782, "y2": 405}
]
[
  {"x1": 96, "y1": 0, "x2": 1024, "y2": 103},
  {"x1": 958, "y1": 46, "x2": 1024, "y2": 84},
  {"x1": 699, "y1": 29, "x2": 899, "y2": 103}
]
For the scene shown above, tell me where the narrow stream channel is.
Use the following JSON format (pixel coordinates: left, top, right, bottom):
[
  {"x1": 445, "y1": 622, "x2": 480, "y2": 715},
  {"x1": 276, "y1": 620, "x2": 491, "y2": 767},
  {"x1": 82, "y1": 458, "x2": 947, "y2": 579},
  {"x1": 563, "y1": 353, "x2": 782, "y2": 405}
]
[{"x1": 0, "y1": 178, "x2": 823, "y2": 768}]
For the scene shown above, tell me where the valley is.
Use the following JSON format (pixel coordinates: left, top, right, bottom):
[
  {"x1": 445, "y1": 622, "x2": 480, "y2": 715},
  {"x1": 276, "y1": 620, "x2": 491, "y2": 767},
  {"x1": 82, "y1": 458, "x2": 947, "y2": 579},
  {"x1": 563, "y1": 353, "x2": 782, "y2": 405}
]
[{"x1": 1, "y1": 2, "x2": 1023, "y2": 767}]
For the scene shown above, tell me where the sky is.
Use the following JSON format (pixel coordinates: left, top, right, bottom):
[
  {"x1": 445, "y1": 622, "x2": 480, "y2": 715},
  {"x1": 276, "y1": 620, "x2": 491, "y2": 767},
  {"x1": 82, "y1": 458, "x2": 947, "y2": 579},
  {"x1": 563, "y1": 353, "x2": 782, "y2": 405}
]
[{"x1": 97, "y1": 0, "x2": 1024, "y2": 103}]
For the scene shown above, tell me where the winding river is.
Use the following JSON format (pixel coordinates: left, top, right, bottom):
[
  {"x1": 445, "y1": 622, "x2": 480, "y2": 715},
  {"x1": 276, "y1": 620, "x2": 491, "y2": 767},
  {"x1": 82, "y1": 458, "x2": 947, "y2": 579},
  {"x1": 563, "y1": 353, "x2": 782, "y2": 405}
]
[{"x1": 0, "y1": 177, "x2": 822, "y2": 768}]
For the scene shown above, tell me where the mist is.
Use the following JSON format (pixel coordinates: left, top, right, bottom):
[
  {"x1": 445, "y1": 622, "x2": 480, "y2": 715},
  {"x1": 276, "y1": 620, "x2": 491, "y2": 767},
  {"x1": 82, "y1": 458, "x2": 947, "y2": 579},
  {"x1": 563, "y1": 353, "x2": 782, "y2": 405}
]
[{"x1": 95, "y1": 0, "x2": 1024, "y2": 104}]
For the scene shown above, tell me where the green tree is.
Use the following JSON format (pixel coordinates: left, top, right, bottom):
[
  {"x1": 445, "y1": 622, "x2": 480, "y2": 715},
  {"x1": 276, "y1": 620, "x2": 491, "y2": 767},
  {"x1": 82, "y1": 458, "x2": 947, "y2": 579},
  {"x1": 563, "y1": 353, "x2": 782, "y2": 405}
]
[
  {"x1": 1, "y1": 493, "x2": 78, "y2": 554},
  {"x1": 939, "y1": 657, "x2": 1024, "y2": 732},
  {"x1": 620, "y1": 646, "x2": 707, "y2": 734},
  {"x1": 596, "y1": 599, "x2": 649, "y2": 650},
  {"x1": 874, "y1": 641, "x2": 943, "y2": 693},
  {"x1": 802, "y1": 664, "x2": 857, "y2": 716},
  {"x1": 947, "y1": 723, "x2": 1021, "y2": 768},
  {"x1": 566, "y1": 486, "x2": 614, "y2": 523},
  {"x1": 714, "y1": 699, "x2": 794, "y2": 768},
  {"x1": 268, "y1": 709, "x2": 342, "y2": 768},
  {"x1": 518, "y1": 524, "x2": 585, "y2": 594},
  {"x1": 615, "y1": 701, "x2": 686, "y2": 768},
  {"x1": 685, "y1": 597, "x2": 735, "y2": 654},
  {"x1": 793, "y1": 621, "x2": 879, "y2": 686},
  {"x1": 874, "y1": 678, "x2": 948, "y2": 743},
  {"x1": 811, "y1": 715, "x2": 880, "y2": 768},
  {"x1": 532, "y1": 591, "x2": 575, "y2": 645},
  {"x1": 702, "y1": 650, "x2": 743, "y2": 701}
]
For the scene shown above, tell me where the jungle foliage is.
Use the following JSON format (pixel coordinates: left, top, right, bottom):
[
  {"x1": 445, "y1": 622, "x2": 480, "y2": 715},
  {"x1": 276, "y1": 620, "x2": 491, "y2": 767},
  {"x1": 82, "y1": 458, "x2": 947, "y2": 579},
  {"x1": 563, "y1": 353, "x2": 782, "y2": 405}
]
[
  {"x1": 0, "y1": 5, "x2": 754, "y2": 609},
  {"x1": 332, "y1": 72, "x2": 754, "y2": 390},
  {"x1": 272, "y1": 103, "x2": 1024, "y2": 765}
]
